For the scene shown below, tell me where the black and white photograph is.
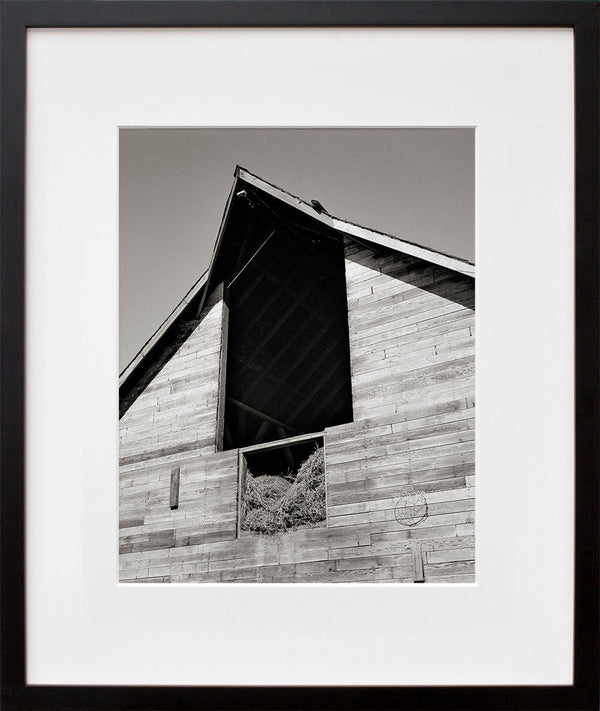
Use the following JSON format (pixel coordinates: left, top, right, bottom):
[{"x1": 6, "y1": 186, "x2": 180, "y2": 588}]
[
  {"x1": 3, "y1": 3, "x2": 596, "y2": 704},
  {"x1": 118, "y1": 128, "x2": 475, "y2": 583}
]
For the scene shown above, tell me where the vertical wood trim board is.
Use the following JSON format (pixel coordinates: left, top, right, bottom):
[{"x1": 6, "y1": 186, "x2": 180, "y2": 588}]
[
  {"x1": 236, "y1": 450, "x2": 247, "y2": 538},
  {"x1": 215, "y1": 283, "x2": 229, "y2": 452},
  {"x1": 169, "y1": 466, "x2": 180, "y2": 509},
  {"x1": 412, "y1": 541, "x2": 425, "y2": 583}
]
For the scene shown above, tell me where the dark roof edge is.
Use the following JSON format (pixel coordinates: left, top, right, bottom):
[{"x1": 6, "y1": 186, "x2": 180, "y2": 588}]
[
  {"x1": 235, "y1": 166, "x2": 475, "y2": 277},
  {"x1": 119, "y1": 269, "x2": 208, "y2": 386}
]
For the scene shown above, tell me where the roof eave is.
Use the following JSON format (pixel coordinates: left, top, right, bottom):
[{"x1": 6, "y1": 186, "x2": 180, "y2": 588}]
[
  {"x1": 118, "y1": 269, "x2": 209, "y2": 388},
  {"x1": 236, "y1": 166, "x2": 475, "y2": 278}
]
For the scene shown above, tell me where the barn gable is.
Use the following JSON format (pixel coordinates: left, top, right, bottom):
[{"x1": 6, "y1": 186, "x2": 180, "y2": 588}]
[{"x1": 119, "y1": 168, "x2": 475, "y2": 583}]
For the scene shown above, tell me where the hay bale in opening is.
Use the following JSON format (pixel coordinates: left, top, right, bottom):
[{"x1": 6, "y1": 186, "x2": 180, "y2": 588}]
[
  {"x1": 242, "y1": 475, "x2": 291, "y2": 535},
  {"x1": 242, "y1": 446, "x2": 326, "y2": 534},
  {"x1": 279, "y1": 447, "x2": 326, "y2": 528}
]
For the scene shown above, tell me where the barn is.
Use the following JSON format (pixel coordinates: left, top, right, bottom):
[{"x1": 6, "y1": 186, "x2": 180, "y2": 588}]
[{"x1": 119, "y1": 166, "x2": 475, "y2": 584}]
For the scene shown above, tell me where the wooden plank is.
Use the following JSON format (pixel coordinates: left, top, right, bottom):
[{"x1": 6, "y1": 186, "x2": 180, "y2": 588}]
[
  {"x1": 348, "y1": 270, "x2": 461, "y2": 311},
  {"x1": 370, "y1": 524, "x2": 458, "y2": 544},
  {"x1": 328, "y1": 508, "x2": 473, "y2": 535},
  {"x1": 240, "y1": 430, "x2": 324, "y2": 454},
  {"x1": 236, "y1": 450, "x2": 246, "y2": 537},
  {"x1": 227, "y1": 226, "x2": 278, "y2": 288},
  {"x1": 119, "y1": 516, "x2": 145, "y2": 529},
  {"x1": 344, "y1": 257, "x2": 415, "y2": 287},
  {"x1": 335, "y1": 553, "x2": 412, "y2": 572},
  {"x1": 325, "y1": 429, "x2": 474, "y2": 467},
  {"x1": 120, "y1": 425, "x2": 216, "y2": 452},
  {"x1": 325, "y1": 419, "x2": 474, "y2": 458},
  {"x1": 324, "y1": 398, "x2": 472, "y2": 440},
  {"x1": 348, "y1": 283, "x2": 474, "y2": 329},
  {"x1": 349, "y1": 298, "x2": 474, "y2": 343},
  {"x1": 358, "y1": 378, "x2": 475, "y2": 413},
  {"x1": 349, "y1": 305, "x2": 474, "y2": 350},
  {"x1": 227, "y1": 397, "x2": 300, "y2": 435},
  {"x1": 253, "y1": 420, "x2": 271, "y2": 444},
  {"x1": 328, "y1": 445, "x2": 474, "y2": 478},
  {"x1": 328, "y1": 541, "x2": 411, "y2": 560},
  {"x1": 327, "y1": 506, "x2": 473, "y2": 531},
  {"x1": 119, "y1": 439, "x2": 214, "y2": 467},
  {"x1": 208, "y1": 554, "x2": 282, "y2": 573},
  {"x1": 424, "y1": 560, "x2": 475, "y2": 576},
  {"x1": 328, "y1": 494, "x2": 474, "y2": 519},
  {"x1": 411, "y1": 541, "x2": 425, "y2": 582},
  {"x1": 168, "y1": 367, "x2": 220, "y2": 394},
  {"x1": 348, "y1": 267, "x2": 470, "y2": 306},
  {"x1": 354, "y1": 379, "x2": 475, "y2": 420},
  {"x1": 351, "y1": 354, "x2": 475, "y2": 392},
  {"x1": 331, "y1": 451, "x2": 475, "y2": 481},
  {"x1": 426, "y1": 547, "x2": 475, "y2": 564},
  {"x1": 392, "y1": 408, "x2": 475, "y2": 435},
  {"x1": 174, "y1": 529, "x2": 237, "y2": 548},
  {"x1": 353, "y1": 374, "x2": 475, "y2": 414},
  {"x1": 215, "y1": 284, "x2": 229, "y2": 452},
  {"x1": 421, "y1": 535, "x2": 475, "y2": 553},
  {"x1": 351, "y1": 332, "x2": 474, "y2": 373},
  {"x1": 327, "y1": 473, "x2": 473, "y2": 506},
  {"x1": 169, "y1": 466, "x2": 180, "y2": 511}
]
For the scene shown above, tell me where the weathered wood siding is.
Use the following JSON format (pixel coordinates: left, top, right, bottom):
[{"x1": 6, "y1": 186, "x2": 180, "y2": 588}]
[
  {"x1": 119, "y1": 285, "x2": 238, "y2": 570},
  {"x1": 335, "y1": 237, "x2": 476, "y2": 582},
  {"x1": 345, "y1": 239, "x2": 474, "y2": 420},
  {"x1": 119, "y1": 241, "x2": 475, "y2": 583},
  {"x1": 119, "y1": 286, "x2": 226, "y2": 466},
  {"x1": 120, "y1": 418, "x2": 473, "y2": 583}
]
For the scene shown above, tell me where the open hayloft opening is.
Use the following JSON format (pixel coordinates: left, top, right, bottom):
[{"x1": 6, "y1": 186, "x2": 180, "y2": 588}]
[
  {"x1": 211, "y1": 179, "x2": 353, "y2": 451},
  {"x1": 240, "y1": 437, "x2": 326, "y2": 535}
]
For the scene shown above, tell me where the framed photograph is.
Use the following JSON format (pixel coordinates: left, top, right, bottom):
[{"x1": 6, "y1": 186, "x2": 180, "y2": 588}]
[
  {"x1": 1, "y1": 1, "x2": 598, "y2": 709},
  {"x1": 118, "y1": 127, "x2": 476, "y2": 584}
]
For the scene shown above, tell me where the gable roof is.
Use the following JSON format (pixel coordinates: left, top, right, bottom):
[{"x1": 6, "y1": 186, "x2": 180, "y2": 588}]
[
  {"x1": 120, "y1": 166, "x2": 474, "y2": 415},
  {"x1": 237, "y1": 167, "x2": 475, "y2": 278}
]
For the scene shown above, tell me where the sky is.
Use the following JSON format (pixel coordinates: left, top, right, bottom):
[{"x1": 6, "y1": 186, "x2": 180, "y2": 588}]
[{"x1": 120, "y1": 128, "x2": 474, "y2": 372}]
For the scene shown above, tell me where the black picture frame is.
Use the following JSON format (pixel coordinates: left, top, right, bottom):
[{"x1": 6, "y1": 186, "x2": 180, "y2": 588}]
[{"x1": 1, "y1": 2, "x2": 598, "y2": 709}]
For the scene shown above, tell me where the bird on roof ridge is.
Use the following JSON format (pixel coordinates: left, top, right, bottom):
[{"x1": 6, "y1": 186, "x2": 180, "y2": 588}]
[{"x1": 310, "y1": 199, "x2": 328, "y2": 214}]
